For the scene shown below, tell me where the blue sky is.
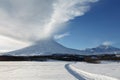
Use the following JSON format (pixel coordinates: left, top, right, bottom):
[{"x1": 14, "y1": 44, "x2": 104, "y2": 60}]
[{"x1": 57, "y1": 0, "x2": 120, "y2": 49}]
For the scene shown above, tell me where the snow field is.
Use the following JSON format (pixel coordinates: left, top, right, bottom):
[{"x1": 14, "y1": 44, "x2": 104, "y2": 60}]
[
  {"x1": 0, "y1": 61, "x2": 119, "y2": 80},
  {"x1": 0, "y1": 62, "x2": 76, "y2": 80},
  {"x1": 71, "y1": 62, "x2": 120, "y2": 80}
]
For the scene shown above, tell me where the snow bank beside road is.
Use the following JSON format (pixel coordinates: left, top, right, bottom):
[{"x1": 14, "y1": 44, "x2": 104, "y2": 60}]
[{"x1": 71, "y1": 62, "x2": 120, "y2": 80}]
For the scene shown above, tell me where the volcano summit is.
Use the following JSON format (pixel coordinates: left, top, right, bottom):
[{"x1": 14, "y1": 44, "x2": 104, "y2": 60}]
[{"x1": 5, "y1": 39, "x2": 82, "y2": 56}]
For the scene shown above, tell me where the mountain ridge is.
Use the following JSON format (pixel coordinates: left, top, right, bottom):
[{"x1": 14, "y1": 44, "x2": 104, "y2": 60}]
[
  {"x1": 84, "y1": 44, "x2": 120, "y2": 54},
  {"x1": 4, "y1": 39, "x2": 120, "y2": 56}
]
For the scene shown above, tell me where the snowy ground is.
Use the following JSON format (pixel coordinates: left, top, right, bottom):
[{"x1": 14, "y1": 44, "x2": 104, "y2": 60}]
[
  {"x1": 71, "y1": 62, "x2": 120, "y2": 80},
  {"x1": 0, "y1": 61, "x2": 119, "y2": 80},
  {"x1": 0, "y1": 62, "x2": 76, "y2": 80}
]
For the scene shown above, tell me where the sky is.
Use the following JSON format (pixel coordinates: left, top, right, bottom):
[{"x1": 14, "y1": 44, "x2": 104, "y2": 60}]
[
  {"x1": 0, "y1": 0, "x2": 120, "y2": 52},
  {"x1": 56, "y1": 0, "x2": 120, "y2": 49}
]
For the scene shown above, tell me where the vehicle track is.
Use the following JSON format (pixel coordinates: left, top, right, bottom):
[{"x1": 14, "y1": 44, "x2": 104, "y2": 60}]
[
  {"x1": 65, "y1": 64, "x2": 85, "y2": 80},
  {"x1": 65, "y1": 63, "x2": 119, "y2": 80}
]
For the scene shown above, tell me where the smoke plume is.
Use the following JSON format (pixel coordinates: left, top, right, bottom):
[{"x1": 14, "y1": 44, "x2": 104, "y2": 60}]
[{"x1": 0, "y1": 0, "x2": 98, "y2": 42}]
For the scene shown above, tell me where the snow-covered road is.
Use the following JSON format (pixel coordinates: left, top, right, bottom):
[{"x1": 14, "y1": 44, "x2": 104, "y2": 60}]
[{"x1": 0, "y1": 62, "x2": 119, "y2": 80}]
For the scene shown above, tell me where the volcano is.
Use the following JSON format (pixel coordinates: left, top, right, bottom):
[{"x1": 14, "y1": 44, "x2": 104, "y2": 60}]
[
  {"x1": 84, "y1": 44, "x2": 120, "y2": 54},
  {"x1": 5, "y1": 39, "x2": 82, "y2": 56}
]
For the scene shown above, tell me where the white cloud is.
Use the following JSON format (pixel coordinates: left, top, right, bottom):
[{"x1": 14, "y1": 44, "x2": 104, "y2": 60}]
[
  {"x1": 0, "y1": 35, "x2": 30, "y2": 52},
  {"x1": 102, "y1": 41, "x2": 113, "y2": 46},
  {"x1": 0, "y1": 0, "x2": 98, "y2": 42},
  {"x1": 44, "y1": 0, "x2": 99, "y2": 36},
  {"x1": 0, "y1": 0, "x2": 54, "y2": 41},
  {"x1": 54, "y1": 32, "x2": 70, "y2": 39}
]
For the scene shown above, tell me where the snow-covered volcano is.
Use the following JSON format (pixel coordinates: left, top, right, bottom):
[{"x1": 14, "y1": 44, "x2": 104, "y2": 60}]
[
  {"x1": 84, "y1": 45, "x2": 120, "y2": 54},
  {"x1": 5, "y1": 39, "x2": 82, "y2": 56}
]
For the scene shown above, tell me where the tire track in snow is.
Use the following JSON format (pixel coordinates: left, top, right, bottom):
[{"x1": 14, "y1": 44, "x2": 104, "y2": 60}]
[
  {"x1": 65, "y1": 63, "x2": 119, "y2": 80},
  {"x1": 65, "y1": 64, "x2": 85, "y2": 80}
]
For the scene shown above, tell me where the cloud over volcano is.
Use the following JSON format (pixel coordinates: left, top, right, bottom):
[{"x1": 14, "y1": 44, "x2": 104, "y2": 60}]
[{"x1": 0, "y1": 0, "x2": 98, "y2": 42}]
